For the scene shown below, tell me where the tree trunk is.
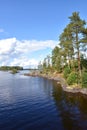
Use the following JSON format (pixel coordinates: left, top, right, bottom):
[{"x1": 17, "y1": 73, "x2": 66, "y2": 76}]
[{"x1": 76, "y1": 28, "x2": 82, "y2": 77}]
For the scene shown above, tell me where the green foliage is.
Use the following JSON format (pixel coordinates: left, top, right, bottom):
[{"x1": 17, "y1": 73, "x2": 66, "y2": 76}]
[
  {"x1": 52, "y1": 46, "x2": 62, "y2": 72},
  {"x1": 72, "y1": 60, "x2": 78, "y2": 68},
  {"x1": 0, "y1": 66, "x2": 23, "y2": 71},
  {"x1": 81, "y1": 56, "x2": 87, "y2": 70},
  {"x1": 11, "y1": 69, "x2": 18, "y2": 74},
  {"x1": 67, "y1": 72, "x2": 78, "y2": 85},
  {"x1": 63, "y1": 67, "x2": 71, "y2": 79},
  {"x1": 0, "y1": 66, "x2": 23, "y2": 74},
  {"x1": 82, "y1": 72, "x2": 87, "y2": 88},
  {"x1": 38, "y1": 11, "x2": 87, "y2": 88}
]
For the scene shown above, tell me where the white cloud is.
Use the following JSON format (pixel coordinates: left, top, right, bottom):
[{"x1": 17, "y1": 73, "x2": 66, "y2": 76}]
[
  {"x1": 15, "y1": 39, "x2": 57, "y2": 53},
  {"x1": 0, "y1": 38, "x2": 16, "y2": 55},
  {"x1": 0, "y1": 38, "x2": 58, "y2": 68},
  {"x1": 9, "y1": 57, "x2": 38, "y2": 68}
]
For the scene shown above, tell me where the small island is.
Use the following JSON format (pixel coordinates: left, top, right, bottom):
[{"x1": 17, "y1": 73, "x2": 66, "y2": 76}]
[{"x1": 0, "y1": 66, "x2": 23, "y2": 74}]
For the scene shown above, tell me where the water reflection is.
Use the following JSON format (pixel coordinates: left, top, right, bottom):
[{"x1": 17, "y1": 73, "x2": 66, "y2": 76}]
[
  {"x1": 52, "y1": 81, "x2": 87, "y2": 130},
  {"x1": 0, "y1": 71, "x2": 87, "y2": 130}
]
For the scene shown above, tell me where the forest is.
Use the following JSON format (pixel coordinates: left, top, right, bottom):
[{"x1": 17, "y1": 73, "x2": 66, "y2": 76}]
[
  {"x1": 0, "y1": 66, "x2": 23, "y2": 74},
  {"x1": 38, "y1": 12, "x2": 87, "y2": 88}
]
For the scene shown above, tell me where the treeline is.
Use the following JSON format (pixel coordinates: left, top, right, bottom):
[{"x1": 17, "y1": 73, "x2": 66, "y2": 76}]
[
  {"x1": 38, "y1": 12, "x2": 87, "y2": 88},
  {"x1": 0, "y1": 66, "x2": 23, "y2": 71}
]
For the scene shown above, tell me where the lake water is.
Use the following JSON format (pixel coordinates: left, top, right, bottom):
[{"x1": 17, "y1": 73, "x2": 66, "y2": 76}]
[{"x1": 0, "y1": 71, "x2": 87, "y2": 130}]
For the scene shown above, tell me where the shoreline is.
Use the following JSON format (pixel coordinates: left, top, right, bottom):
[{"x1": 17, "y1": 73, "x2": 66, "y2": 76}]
[{"x1": 24, "y1": 72, "x2": 87, "y2": 95}]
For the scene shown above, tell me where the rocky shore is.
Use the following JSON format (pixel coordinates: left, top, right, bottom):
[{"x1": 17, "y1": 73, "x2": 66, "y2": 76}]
[{"x1": 24, "y1": 72, "x2": 87, "y2": 95}]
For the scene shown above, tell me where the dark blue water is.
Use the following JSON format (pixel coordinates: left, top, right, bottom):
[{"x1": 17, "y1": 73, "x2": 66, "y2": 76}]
[{"x1": 0, "y1": 71, "x2": 87, "y2": 130}]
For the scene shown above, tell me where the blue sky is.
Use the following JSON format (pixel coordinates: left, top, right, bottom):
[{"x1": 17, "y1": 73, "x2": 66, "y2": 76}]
[{"x1": 0, "y1": 0, "x2": 87, "y2": 68}]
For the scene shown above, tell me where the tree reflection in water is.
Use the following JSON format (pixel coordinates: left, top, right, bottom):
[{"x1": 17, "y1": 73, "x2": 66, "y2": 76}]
[{"x1": 52, "y1": 81, "x2": 87, "y2": 130}]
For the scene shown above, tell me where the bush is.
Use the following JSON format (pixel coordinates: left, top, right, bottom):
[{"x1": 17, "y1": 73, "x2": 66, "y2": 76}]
[
  {"x1": 63, "y1": 67, "x2": 71, "y2": 79},
  {"x1": 67, "y1": 72, "x2": 78, "y2": 85},
  {"x1": 82, "y1": 72, "x2": 87, "y2": 88}
]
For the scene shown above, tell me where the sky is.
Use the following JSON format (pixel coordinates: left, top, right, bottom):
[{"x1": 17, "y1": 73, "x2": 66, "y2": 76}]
[{"x1": 0, "y1": 0, "x2": 87, "y2": 68}]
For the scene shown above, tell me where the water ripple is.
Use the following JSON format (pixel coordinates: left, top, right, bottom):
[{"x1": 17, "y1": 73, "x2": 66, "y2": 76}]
[{"x1": 0, "y1": 71, "x2": 87, "y2": 130}]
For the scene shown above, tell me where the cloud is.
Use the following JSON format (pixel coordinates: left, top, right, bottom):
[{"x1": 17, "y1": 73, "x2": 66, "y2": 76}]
[
  {"x1": 15, "y1": 39, "x2": 57, "y2": 53},
  {"x1": 9, "y1": 57, "x2": 38, "y2": 68},
  {"x1": 0, "y1": 38, "x2": 58, "y2": 68},
  {"x1": 0, "y1": 38, "x2": 16, "y2": 55}
]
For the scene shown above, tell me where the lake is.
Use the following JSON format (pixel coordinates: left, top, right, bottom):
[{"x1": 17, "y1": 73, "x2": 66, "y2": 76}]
[{"x1": 0, "y1": 71, "x2": 87, "y2": 130}]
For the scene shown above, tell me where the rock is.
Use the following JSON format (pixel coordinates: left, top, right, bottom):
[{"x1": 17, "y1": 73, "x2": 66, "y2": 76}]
[
  {"x1": 80, "y1": 88, "x2": 87, "y2": 95},
  {"x1": 24, "y1": 72, "x2": 87, "y2": 95}
]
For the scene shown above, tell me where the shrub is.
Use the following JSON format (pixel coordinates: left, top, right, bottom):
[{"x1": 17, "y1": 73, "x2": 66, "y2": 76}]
[
  {"x1": 67, "y1": 72, "x2": 78, "y2": 85},
  {"x1": 63, "y1": 67, "x2": 71, "y2": 79},
  {"x1": 82, "y1": 72, "x2": 87, "y2": 88}
]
